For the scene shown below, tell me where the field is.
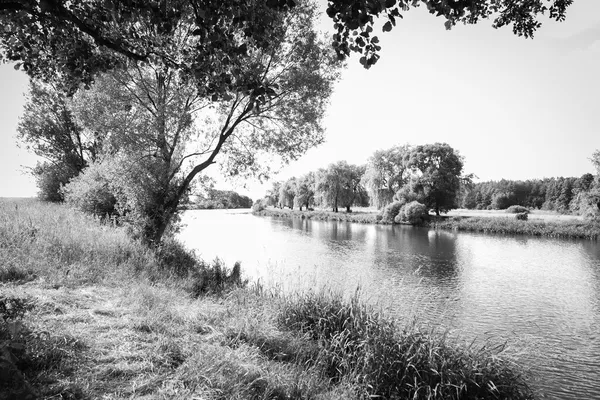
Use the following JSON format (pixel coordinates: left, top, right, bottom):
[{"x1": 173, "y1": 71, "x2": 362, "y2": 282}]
[{"x1": 446, "y1": 209, "x2": 585, "y2": 222}]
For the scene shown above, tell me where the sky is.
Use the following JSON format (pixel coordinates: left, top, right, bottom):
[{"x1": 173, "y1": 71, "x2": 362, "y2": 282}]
[{"x1": 1, "y1": 1, "x2": 599, "y2": 199}]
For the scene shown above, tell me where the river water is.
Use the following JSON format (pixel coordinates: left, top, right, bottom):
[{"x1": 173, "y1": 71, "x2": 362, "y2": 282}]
[{"x1": 178, "y1": 209, "x2": 600, "y2": 399}]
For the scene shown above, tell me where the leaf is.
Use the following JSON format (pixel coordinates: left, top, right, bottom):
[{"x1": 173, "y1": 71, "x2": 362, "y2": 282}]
[
  {"x1": 382, "y1": 21, "x2": 392, "y2": 32},
  {"x1": 385, "y1": 0, "x2": 397, "y2": 8},
  {"x1": 13, "y1": 63, "x2": 21, "y2": 70}
]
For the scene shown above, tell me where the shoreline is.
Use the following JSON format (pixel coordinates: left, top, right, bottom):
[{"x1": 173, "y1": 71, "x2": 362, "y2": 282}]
[
  {"x1": 1, "y1": 198, "x2": 535, "y2": 399},
  {"x1": 254, "y1": 207, "x2": 600, "y2": 240}
]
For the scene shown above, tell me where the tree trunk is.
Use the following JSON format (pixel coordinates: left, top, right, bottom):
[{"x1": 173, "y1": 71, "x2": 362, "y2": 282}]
[{"x1": 346, "y1": 205, "x2": 351, "y2": 213}]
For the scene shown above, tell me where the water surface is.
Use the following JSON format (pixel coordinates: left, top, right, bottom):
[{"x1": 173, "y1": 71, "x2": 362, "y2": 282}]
[{"x1": 179, "y1": 210, "x2": 600, "y2": 399}]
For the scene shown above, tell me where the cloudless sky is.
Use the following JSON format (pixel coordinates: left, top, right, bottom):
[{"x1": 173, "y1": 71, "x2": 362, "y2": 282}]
[{"x1": 1, "y1": 0, "x2": 599, "y2": 199}]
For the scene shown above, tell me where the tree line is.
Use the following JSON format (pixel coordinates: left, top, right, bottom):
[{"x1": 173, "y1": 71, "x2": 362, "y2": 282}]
[
  {"x1": 459, "y1": 166, "x2": 600, "y2": 217},
  {"x1": 259, "y1": 143, "x2": 471, "y2": 217}
]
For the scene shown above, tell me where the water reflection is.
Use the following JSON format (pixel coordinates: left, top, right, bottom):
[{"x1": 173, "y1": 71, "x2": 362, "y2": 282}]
[{"x1": 179, "y1": 210, "x2": 600, "y2": 400}]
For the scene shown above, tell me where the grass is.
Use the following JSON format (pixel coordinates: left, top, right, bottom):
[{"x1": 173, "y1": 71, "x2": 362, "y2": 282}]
[
  {"x1": 432, "y1": 216, "x2": 600, "y2": 240},
  {"x1": 0, "y1": 198, "x2": 535, "y2": 399}
]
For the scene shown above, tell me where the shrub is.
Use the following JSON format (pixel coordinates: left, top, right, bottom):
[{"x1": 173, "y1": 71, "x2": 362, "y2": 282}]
[
  {"x1": 515, "y1": 212, "x2": 528, "y2": 221},
  {"x1": 380, "y1": 200, "x2": 405, "y2": 223},
  {"x1": 399, "y1": 201, "x2": 428, "y2": 225},
  {"x1": 62, "y1": 161, "x2": 117, "y2": 217},
  {"x1": 33, "y1": 162, "x2": 79, "y2": 203},
  {"x1": 506, "y1": 205, "x2": 530, "y2": 214},
  {"x1": 251, "y1": 199, "x2": 266, "y2": 212}
]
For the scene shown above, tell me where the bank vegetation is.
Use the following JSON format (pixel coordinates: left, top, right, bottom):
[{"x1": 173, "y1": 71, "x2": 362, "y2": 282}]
[{"x1": 1, "y1": 198, "x2": 534, "y2": 399}]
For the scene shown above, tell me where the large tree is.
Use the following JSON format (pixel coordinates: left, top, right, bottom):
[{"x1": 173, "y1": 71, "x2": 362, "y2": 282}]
[
  {"x1": 361, "y1": 144, "x2": 411, "y2": 209},
  {"x1": 405, "y1": 142, "x2": 469, "y2": 215},
  {"x1": 0, "y1": 0, "x2": 574, "y2": 79},
  {"x1": 60, "y1": 2, "x2": 340, "y2": 244},
  {"x1": 315, "y1": 161, "x2": 365, "y2": 212}
]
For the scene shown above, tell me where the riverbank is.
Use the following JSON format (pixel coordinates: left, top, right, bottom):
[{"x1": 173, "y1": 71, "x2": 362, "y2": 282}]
[
  {"x1": 255, "y1": 207, "x2": 600, "y2": 240},
  {"x1": 253, "y1": 207, "x2": 381, "y2": 224},
  {"x1": 1, "y1": 199, "x2": 534, "y2": 399}
]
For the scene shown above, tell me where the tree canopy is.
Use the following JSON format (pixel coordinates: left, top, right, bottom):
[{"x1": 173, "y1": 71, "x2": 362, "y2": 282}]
[{"x1": 0, "y1": 0, "x2": 575, "y2": 82}]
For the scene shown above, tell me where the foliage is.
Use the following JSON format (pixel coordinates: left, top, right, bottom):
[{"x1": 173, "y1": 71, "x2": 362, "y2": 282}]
[
  {"x1": 279, "y1": 291, "x2": 534, "y2": 399},
  {"x1": 294, "y1": 172, "x2": 316, "y2": 211},
  {"x1": 397, "y1": 201, "x2": 428, "y2": 225},
  {"x1": 380, "y1": 200, "x2": 405, "y2": 223},
  {"x1": 279, "y1": 178, "x2": 298, "y2": 209},
  {"x1": 31, "y1": 161, "x2": 79, "y2": 202},
  {"x1": 406, "y1": 143, "x2": 467, "y2": 215},
  {"x1": 252, "y1": 199, "x2": 267, "y2": 212},
  {"x1": 315, "y1": 161, "x2": 366, "y2": 212},
  {"x1": 326, "y1": 0, "x2": 573, "y2": 68},
  {"x1": 265, "y1": 181, "x2": 282, "y2": 208},
  {"x1": 461, "y1": 174, "x2": 597, "y2": 214},
  {"x1": 62, "y1": 158, "x2": 117, "y2": 217},
  {"x1": 17, "y1": 82, "x2": 94, "y2": 201},
  {"x1": 515, "y1": 212, "x2": 529, "y2": 221},
  {"x1": 506, "y1": 205, "x2": 530, "y2": 214},
  {"x1": 193, "y1": 189, "x2": 252, "y2": 209},
  {"x1": 362, "y1": 144, "x2": 411, "y2": 209}
]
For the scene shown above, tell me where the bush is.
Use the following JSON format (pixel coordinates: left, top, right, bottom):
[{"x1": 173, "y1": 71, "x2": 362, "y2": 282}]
[
  {"x1": 396, "y1": 201, "x2": 428, "y2": 225},
  {"x1": 33, "y1": 162, "x2": 79, "y2": 203},
  {"x1": 506, "y1": 205, "x2": 530, "y2": 214},
  {"x1": 380, "y1": 200, "x2": 405, "y2": 223},
  {"x1": 251, "y1": 199, "x2": 266, "y2": 212},
  {"x1": 515, "y1": 212, "x2": 528, "y2": 221},
  {"x1": 62, "y1": 161, "x2": 117, "y2": 217}
]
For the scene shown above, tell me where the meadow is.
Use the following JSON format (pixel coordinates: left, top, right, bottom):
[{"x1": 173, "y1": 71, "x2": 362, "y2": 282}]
[{"x1": 1, "y1": 198, "x2": 535, "y2": 399}]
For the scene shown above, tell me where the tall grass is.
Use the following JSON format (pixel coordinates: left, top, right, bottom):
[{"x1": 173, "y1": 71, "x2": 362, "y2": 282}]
[
  {"x1": 433, "y1": 216, "x2": 600, "y2": 240},
  {"x1": 0, "y1": 198, "x2": 156, "y2": 285},
  {"x1": 278, "y1": 291, "x2": 534, "y2": 400}
]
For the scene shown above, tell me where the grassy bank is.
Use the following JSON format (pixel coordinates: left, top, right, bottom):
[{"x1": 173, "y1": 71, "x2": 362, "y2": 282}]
[
  {"x1": 432, "y1": 216, "x2": 600, "y2": 240},
  {"x1": 254, "y1": 207, "x2": 381, "y2": 224},
  {"x1": 1, "y1": 199, "x2": 535, "y2": 399}
]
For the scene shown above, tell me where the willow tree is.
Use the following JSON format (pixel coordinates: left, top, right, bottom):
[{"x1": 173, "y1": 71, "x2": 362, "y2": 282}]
[
  {"x1": 62, "y1": 2, "x2": 340, "y2": 244},
  {"x1": 361, "y1": 144, "x2": 412, "y2": 209}
]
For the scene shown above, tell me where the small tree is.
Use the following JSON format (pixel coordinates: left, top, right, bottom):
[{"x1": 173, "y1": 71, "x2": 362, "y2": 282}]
[
  {"x1": 362, "y1": 145, "x2": 411, "y2": 209},
  {"x1": 279, "y1": 178, "x2": 297, "y2": 209},
  {"x1": 294, "y1": 172, "x2": 316, "y2": 211}
]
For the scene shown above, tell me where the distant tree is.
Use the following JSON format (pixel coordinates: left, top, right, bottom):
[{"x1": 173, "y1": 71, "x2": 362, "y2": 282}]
[
  {"x1": 279, "y1": 178, "x2": 297, "y2": 209},
  {"x1": 266, "y1": 181, "x2": 282, "y2": 208},
  {"x1": 405, "y1": 143, "x2": 468, "y2": 216},
  {"x1": 294, "y1": 172, "x2": 316, "y2": 211},
  {"x1": 315, "y1": 161, "x2": 365, "y2": 212},
  {"x1": 362, "y1": 145, "x2": 411, "y2": 209}
]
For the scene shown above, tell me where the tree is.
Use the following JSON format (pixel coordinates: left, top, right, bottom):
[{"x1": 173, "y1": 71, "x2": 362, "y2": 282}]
[
  {"x1": 1, "y1": 1, "x2": 574, "y2": 77},
  {"x1": 405, "y1": 143, "x2": 467, "y2": 215},
  {"x1": 61, "y1": 3, "x2": 340, "y2": 244},
  {"x1": 294, "y1": 172, "x2": 316, "y2": 210},
  {"x1": 362, "y1": 144, "x2": 411, "y2": 209},
  {"x1": 0, "y1": 1, "x2": 301, "y2": 94},
  {"x1": 266, "y1": 181, "x2": 282, "y2": 207},
  {"x1": 17, "y1": 81, "x2": 97, "y2": 201},
  {"x1": 315, "y1": 161, "x2": 365, "y2": 212},
  {"x1": 279, "y1": 178, "x2": 297, "y2": 209}
]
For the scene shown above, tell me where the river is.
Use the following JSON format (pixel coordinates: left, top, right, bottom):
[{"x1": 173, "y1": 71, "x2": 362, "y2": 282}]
[{"x1": 178, "y1": 209, "x2": 600, "y2": 399}]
